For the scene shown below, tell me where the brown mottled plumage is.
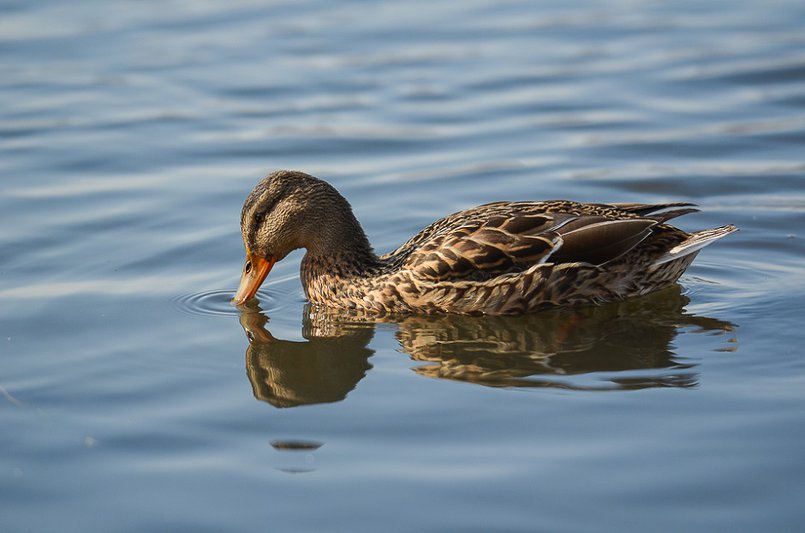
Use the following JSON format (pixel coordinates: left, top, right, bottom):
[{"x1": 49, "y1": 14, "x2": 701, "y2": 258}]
[{"x1": 233, "y1": 170, "x2": 736, "y2": 315}]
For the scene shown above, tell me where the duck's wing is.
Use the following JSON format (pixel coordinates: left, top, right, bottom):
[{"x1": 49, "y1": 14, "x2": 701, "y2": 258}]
[
  {"x1": 549, "y1": 218, "x2": 658, "y2": 265},
  {"x1": 403, "y1": 212, "x2": 565, "y2": 281},
  {"x1": 402, "y1": 202, "x2": 664, "y2": 282}
]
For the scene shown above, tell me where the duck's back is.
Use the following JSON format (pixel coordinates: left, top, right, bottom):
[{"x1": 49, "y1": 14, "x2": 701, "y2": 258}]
[
  {"x1": 385, "y1": 200, "x2": 687, "y2": 280},
  {"x1": 369, "y1": 200, "x2": 734, "y2": 314}
]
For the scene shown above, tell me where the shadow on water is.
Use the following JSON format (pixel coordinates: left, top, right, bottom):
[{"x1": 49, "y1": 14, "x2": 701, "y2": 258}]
[{"x1": 238, "y1": 287, "x2": 737, "y2": 408}]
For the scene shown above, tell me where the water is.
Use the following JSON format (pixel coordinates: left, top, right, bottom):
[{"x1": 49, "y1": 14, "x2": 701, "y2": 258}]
[{"x1": 2, "y1": 0, "x2": 805, "y2": 531}]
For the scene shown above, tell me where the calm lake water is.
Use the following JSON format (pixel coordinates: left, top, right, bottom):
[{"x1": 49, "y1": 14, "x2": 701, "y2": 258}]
[{"x1": 2, "y1": 0, "x2": 805, "y2": 531}]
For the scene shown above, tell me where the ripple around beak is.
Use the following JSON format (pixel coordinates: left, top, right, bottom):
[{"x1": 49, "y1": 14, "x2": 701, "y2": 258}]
[{"x1": 174, "y1": 286, "x2": 293, "y2": 317}]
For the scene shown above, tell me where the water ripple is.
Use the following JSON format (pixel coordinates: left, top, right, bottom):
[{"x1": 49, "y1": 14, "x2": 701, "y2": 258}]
[
  {"x1": 174, "y1": 289, "x2": 241, "y2": 317},
  {"x1": 174, "y1": 286, "x2": 294, "y2": 317}
]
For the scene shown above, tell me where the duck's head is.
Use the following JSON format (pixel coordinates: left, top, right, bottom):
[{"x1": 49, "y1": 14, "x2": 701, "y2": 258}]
[{"x1": 233, "y1": 170, "x2": 367, "y2": 305}]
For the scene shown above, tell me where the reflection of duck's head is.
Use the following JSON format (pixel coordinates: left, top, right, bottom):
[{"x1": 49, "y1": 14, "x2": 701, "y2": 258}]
[{"x1": 239, "y1": 303, "x2": 374, "y2": 408}]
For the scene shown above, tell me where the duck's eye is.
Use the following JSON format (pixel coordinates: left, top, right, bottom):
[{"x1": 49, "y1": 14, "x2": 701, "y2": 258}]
[{"x1": 245, "y1": 261, "x2": 253, "y2": 274}]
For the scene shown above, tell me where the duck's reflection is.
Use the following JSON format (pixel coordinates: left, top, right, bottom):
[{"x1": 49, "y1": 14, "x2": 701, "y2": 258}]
[
  {"x1": 239, "y1": 302, "x2": 374, "y2": 408},
  {"x1": 393, "y1": 291, "x2": 736, "y2": 391},
  {"x1": 239, "y1": 287, "x2": 736, "y2": 406}
]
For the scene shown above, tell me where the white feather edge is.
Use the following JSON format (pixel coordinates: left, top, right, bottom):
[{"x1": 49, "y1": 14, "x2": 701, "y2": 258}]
[{"x1": 653, "y1": 225, "x2": 737, "y2": 266}]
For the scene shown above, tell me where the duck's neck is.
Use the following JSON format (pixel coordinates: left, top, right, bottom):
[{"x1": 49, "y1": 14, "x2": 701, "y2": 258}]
[{"x1": 301, "y1": 208, "x2": 381, "y2": 281}]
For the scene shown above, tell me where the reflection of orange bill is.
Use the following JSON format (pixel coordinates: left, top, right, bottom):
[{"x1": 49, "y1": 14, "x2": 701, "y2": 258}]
[
  {"x1": 233, "y1": 251, "x2": 276, "y2": 305},
  {"x1": 238, "y1": 303, "x2": 275, "y2": 345}
]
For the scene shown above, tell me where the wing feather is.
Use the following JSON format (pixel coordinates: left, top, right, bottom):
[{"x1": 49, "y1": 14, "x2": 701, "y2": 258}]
[
  {"x1": 551, "y1": 219, "x2": 658, "y2": 265},
  {"x1": 398, "y1": 201, "x2": 678, "y2": 281},
  {"x1": 404, "y1": 212, "x2": 566, "y2": 281}
]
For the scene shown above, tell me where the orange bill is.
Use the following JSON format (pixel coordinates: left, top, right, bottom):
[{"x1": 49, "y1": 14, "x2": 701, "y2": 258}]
[{"x1": 233, "y1": 252, "x2": 276, "y2": 305}]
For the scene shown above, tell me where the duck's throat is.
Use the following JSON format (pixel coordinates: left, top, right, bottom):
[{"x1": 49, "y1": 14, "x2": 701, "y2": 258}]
[{"x1": 300, "y1": 247, "x2": 381, "y2": 307}]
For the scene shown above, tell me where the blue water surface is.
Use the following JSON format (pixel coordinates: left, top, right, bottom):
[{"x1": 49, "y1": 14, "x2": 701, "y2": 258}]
[{"x1": 2, "y1": 1, "x2": 805, "y2": 531}]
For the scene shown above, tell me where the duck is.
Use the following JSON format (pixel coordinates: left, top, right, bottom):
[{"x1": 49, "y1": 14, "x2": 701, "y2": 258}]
[{"x1": 233, "y1": 170, "x2": 736, "y2": 315}]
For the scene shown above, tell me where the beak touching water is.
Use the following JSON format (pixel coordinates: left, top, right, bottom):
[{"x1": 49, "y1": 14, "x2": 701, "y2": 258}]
[{"x1": 233, "y1": 251, "x2": 276, "y2": 305}]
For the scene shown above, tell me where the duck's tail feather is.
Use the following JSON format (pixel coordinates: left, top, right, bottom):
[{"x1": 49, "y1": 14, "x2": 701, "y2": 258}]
[{"x1": 653, "y1": 224, "x2": 738, "y2": 266}]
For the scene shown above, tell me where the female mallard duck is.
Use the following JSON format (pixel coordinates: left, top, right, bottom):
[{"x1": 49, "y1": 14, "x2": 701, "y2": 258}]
[{"x1": 234, "y1": 170, "x2": 736, "y2": 315}]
